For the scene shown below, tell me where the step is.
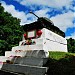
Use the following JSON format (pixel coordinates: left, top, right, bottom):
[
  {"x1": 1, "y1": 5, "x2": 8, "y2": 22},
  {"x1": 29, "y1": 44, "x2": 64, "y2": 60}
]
[
  {"x1": 1, "y1": 64, "x2": 48, "y2": 75},
  {"x1": 5, "y1": 50, "x2": 47, "y2": 58},
  {"x1": 12, "y1": 57, "x2": 48, "y2": 67},
  {"x1": 12, "y1": 44, "x2": 43, "y2": 52}
]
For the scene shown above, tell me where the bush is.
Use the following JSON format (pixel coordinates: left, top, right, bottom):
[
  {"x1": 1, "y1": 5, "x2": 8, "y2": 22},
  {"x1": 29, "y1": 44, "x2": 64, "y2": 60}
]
[{"x1": 47, "y1": 52, "x2": 75, "y2": 75}]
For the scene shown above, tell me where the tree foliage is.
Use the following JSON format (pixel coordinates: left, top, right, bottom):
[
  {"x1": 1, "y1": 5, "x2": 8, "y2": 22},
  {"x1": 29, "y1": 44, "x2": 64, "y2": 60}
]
[
  {"x1": 67, "y1": 38, "x2": 75, "y2": 53},
  {"x1": 0, "y1": 3, "x2": 24, "y2": 55}
]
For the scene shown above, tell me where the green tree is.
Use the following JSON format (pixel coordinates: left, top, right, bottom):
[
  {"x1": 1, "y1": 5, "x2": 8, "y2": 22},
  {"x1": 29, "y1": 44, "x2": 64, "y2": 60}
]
[
  {"x1": 0, "y1": 3, "x2": 24, "y2": 55},
  {"x1": 67, "y1": 38, "x2": 75, "y2": 53}
]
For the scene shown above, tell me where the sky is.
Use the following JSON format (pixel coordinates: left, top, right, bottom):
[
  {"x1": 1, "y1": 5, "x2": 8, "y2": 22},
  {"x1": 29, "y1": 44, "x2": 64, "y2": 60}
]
[{"x1": 0, "y1": 0, "x2": 75, "y2": 39}]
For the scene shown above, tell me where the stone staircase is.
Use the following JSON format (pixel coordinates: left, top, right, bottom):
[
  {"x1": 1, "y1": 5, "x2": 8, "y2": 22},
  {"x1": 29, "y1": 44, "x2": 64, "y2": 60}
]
[{"x1": 1, "y1": 50, "x2": 48, "y2": 75}]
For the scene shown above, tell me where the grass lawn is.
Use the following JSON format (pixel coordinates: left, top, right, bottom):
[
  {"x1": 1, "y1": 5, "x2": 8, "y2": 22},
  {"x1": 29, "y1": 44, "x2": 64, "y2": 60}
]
[{"x1": 49, "y1": 51, "x2": 75, "y2": 60}]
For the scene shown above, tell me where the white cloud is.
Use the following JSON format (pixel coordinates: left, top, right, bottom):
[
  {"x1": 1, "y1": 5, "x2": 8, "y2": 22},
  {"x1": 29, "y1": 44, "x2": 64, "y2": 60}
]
[
  {"x1": 25, "y1": 13, "x2": 37, "y2": 24},
  {"x1": 1, "y1": 1, "x2": 27, "y2": 25},
  {"x1": 15, "y1": 0, "x2": 72, "y2": 9},
  {"x1": 1, "y1": 1, "x2": 52, "y2": 25},
  {"x1": 34, "y1": 8, "x2": 50, "y2": 17},
  {"x1": 50, "y1": 11, "x2": 74, "y2": 32},
  {"x1": 1, "y1": 1, "x2": 74, "y2": 34}
]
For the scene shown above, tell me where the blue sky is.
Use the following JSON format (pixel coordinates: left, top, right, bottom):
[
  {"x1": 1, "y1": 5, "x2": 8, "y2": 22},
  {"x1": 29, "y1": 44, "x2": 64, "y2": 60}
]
[{"x1": 0, "y1": 0, "x2": 75, "y2": 39}]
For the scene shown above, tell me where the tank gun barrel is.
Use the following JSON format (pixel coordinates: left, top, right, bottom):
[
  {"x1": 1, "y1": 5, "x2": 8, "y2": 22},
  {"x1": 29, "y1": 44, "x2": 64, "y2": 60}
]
[{"x1": 29, "y1": 11, "x2": 39, "y2": 19}]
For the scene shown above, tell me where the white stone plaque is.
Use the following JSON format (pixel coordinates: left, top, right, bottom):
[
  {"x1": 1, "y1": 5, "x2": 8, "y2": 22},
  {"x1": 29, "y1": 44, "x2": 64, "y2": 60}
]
[{"x1": 28, "y1": 30, "x2": 35, "y2": 38}]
